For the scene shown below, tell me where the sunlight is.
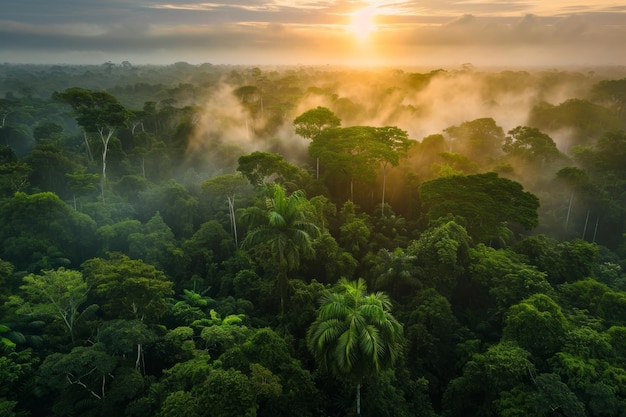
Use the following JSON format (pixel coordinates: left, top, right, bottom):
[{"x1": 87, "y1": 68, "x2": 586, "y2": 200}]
[{"x1": 349, "y1": 7, "x2": 377, "y2": 42}]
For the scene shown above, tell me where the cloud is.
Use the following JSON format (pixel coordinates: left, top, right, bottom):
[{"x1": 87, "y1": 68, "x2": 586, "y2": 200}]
[{"x1": 1, "y1": 0, "x2": 625, "y2": 66}]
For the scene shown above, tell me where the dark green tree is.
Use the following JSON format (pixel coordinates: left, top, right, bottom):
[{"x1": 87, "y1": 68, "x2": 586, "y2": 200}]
[
  {"x1": 54, "y1": 88, "x2": 132, "y2": 203},
  {"x1": 419, "y1": 172, "x2": 539, "y2": 244},
  {"x1": 306, "y1": 278, "x2": 404, "y2": 415},
  {"x1": 82, "y1": 253, "x2": 174, "y2": 322},
  {"x1": 241, "y1": 184, "x2": 320, "y2": 314}
]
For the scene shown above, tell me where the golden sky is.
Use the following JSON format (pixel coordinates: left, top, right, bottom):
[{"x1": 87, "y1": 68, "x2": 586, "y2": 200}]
[{"x1": 2, "y1": 0, "x2": 626, "y2": 66}]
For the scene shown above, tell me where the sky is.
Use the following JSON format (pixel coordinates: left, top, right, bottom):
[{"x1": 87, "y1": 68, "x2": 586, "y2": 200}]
[{"x1": 2, "y1": 0, "x2": 626, "y2": 67}]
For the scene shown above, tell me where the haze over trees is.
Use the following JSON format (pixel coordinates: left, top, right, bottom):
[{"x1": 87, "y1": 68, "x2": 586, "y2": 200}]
[{"x1": 1, "y1": 62, "x2": 626, "y2": 416}]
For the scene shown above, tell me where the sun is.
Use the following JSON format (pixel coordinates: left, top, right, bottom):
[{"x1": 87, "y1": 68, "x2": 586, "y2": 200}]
[{"x1": 349, "y1": 7, "x2": 377, "y2": 42}]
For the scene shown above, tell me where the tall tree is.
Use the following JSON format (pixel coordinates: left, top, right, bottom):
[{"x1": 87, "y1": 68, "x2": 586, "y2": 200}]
[
  {"x1": 306, "y1": 278, "x2": 404, "y2": 415},
  {"x1": 310, "y1": 126, "x2": 380, "y2": 202},
  {"x1": 372, "y1": 126, "x2": 411, "y2": 208},
  {"x1": 54, "y1": 88, "x2": 132, "y2": 203},
  {"x1": 241, "y1": 184, "x2": 320, "y2": 314},
  {"x1": 293, "y1": 106, "x2": 341, "y2": 178},
  {"x1": 201, "y1": 173, "x2": 251, "y2": 247}
]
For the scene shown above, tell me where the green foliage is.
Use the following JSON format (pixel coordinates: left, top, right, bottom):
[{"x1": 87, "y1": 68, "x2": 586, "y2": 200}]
[
  {"x1": 193, "y1": 368, "x2": 257, "y2": 417},
  {"x1": 496, "y1": 373, "x2": 586, "y2": 417},
  {"x1": 469, "y1": 244, "x2": 552, "y2": 314},
  {"x1": 3, "y1": 67, "x2": 626, "y2": 417},
  {"x1": 307, "y1": 278, "x2": 404, "y2": 383},
  {"x1": 157, "y1": 391, "x2": 199, "y2": 417},
  {"x1": 503, "y1": 294, "x2": 568, "y2": 359},
  {"x1": 419, "y1": 172, "x2": 539, "y2": 244},
  {"x1": 444, "y1": 117, "x2": 505, "y2": 162},
  {"x1": 406, "y1": 219, "x2": 470, "y2": 297},
  {"x1": 241, "y1": 184, "x2": 320, "y2": 312},
  {"x1": 0, "y1": 191, "x2": 97, "y2": 271},
  {"x1": 503, "y1": 126, "x2": 563, "y2": 162},
  {"x1": 293, "y1": 106, "x2": 341, "y2": 140},
  {"x1": 18, "y1": 267, "x2": 90, "y2": 344},
  {"x1": 237, "y1": 151, "x2": 309, "y2": 187},
  {"x1": 443, "y1": 341, "x2": 535, "y2": 417},
  {"x1": 529, "y1": 99, "x2": 620, "y2": 147},
  {"x1": 82, "y1": 253, "x2": 173, "y2": 321}
]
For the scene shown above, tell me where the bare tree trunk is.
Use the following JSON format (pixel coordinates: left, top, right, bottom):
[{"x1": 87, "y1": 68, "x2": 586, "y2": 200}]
[
  {"x1": 350, "y1": 178, "x2": 354, "y2": 201},
  {"x1": 227, "y1": 195, "x2": 238, "y2": 247},
  {"x1": 381, "y1": 164, "x2": 387, "y2": 209},
  {"x1": 565, "y1": 192, "x2": 573, "y2": 231},
  {"x1": 316, "y1": 157, "x2": 320, "y2": 180},
  {"x1": 98, "y1": 127, "x2": 115, "y2": 205},
  {"x1": 356, "y1": 383, "x2": 361, "y2": 415},
  {"x1": 83, "y1": 130, "x2": 93, "y2": 162}
]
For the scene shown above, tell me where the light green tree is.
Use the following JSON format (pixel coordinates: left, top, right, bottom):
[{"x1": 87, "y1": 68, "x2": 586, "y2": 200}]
[
  {"x1": 17, "y1": 267, "x2": 91, "y2": 345},
  {"x1": 306, "y1": 278, "x2": 404, "y2": 415}
]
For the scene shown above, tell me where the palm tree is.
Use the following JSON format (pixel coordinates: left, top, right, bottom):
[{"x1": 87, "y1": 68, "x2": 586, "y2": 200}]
[
  {"x1": 371, "y1": 247, "x2": 420, "y2": 299},
  {"x1": 241, "y1": 183, "x2": 320, "y2": 314},
  {"x1": 306, "y1": 278, "x2": 404, "y2": 415}
]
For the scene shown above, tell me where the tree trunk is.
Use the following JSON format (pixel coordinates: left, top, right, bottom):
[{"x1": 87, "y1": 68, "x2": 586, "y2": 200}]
[
  {"x1": 381, "y1": 163, "x2": 387, "y2": 208},
  {"x1": 98, "y1": 127, "x2": 115, "y2": 205},
  {"x1": 227, "y1": 195, "x2": 238, "y2": 247},
  {"x1": 350, "y1": 178, "x2": 354, "y2": 201},
  {"x1": 564, "y1": 192, "x2": 573, "y2": 231},
  {"x1": 316, "y1": 157, "x2": 320, "y2": 180},
  {"x1": 82, "y1": 130, "x2": 93, "y2": 162},
  {"x1": 356, "y1": 383, "x2": 361, "y2": 415}
]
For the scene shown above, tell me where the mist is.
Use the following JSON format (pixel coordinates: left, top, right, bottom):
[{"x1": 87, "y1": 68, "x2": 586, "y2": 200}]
[{"x1": 185, "y1": 65, "x2": 614, "y2": 173}]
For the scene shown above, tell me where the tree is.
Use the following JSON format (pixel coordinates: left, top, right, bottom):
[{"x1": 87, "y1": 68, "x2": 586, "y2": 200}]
[
  {"x1": 23, "y1": 141, "x2": 78, "y2": 198},
  {"x1": 306, "y1": 278, "x2": 404, "y2": 415},
  {"x1": 310, "y1": 126, "x2": 408, "y2": 203},
  {"x1": 241, "y1": 184, "x2": 320, "y2": 314},
  {"x1": 372, "y1": 126, "x2": 411, "y2": 208},
  {"x1": 17, "y1": 268, "x2": 91, "y2": 345},
  {"x1": 201, "y1": 173, "x2": 251, "y2": 247},
  {"x1": 0, "y1": 98, "x2": 18, "y2": 129},
  {"x1": 503, "y1": 294, "x2": 568, "y2": 360},
  {"x1": 237, "y1": 151, "x2": 308, "y2": 188},
  {"x1": 0, "y1": 191, "x2": 97, "y2": 271},
  {"x1": 54, "y1": 88, "x2": 132, "y2": 203},
  {"x1": 469, "y1": 244, "x2": 552, "y2": 315},
  {"x1": 82, "y1": 253, "x2": 173, "y2": 322},
  {"x1": 529, "y1": 99, "x2": 620, "y2": 148},
  {"x1": 419, "y1": 172, "x2": 539, "y2": 244},
  {"x1": 443, "y1": 341, "x2": 535, "y2": 417},
  {"x1": 503, "y1": 126, "x2": 564, "y2": 164},
  {"x1": 370, "y1": 247, "x2": 419, "y2": 300},
  {"x1": 406, "y1": 219, "x2": 471, "y2": 298},
  {"x1": 293, "y1": 106, "x2": 341, "y2": 178},
  {"x1": 0, "y1": 145, "x2": 30, "y2": 196},
  {"x1": 66, "y1": 168, "x2": 99, "y2": 209},
  {"x1": 444, "y1": 117, "x2": 505, "y2": 162},
  {"x1": 592, "y1": 78, "x2": 626, "y2": 127}
]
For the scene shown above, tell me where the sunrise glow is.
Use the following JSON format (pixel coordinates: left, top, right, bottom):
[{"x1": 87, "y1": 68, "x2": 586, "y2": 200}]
[{"x1": 349, "y1": 7, "x2": 377, "y2": 42}]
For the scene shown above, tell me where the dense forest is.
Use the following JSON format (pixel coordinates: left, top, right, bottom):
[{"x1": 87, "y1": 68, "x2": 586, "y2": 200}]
[{"x1": 1, "y1": 61, "x2": 626, "y2": 417}]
